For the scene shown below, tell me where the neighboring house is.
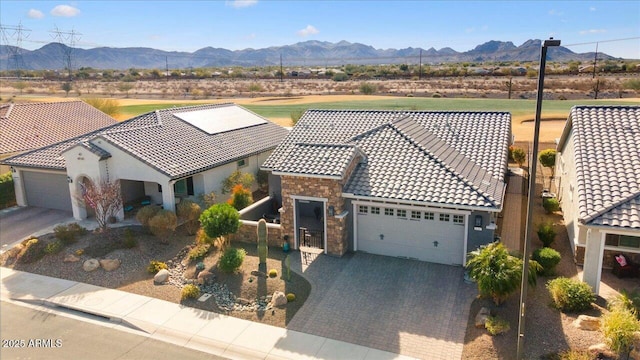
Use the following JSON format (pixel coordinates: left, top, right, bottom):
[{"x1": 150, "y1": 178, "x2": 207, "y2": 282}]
[
  {"x1": 0, "y1": 100, "x2": 116, "y2": 173},
  {"x1": 3, "y1": 103, "x2": 288, "y2": 221},
  {"x1": 262, "y1": 110, "x2": 511, "y2": 265},
  {"x1": 555, "y1": 105, "x2": 640, "y2": 294}
]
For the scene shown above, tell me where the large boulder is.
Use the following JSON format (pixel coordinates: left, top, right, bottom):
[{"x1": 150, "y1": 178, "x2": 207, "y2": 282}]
[
  {"x1": 154, "y1": 269, "x2": 170, "y2": 284},
  {"x1": 475, "y1": 307, "x2": 491, "y2": 328},
  {"x1": 271, "y1": 291, "x2": 287, "y2": 307},
  {"x1": 572, "y1": 315, "x2": 600, "y2": 331},
  {"x1": 588, "y1": 343, "x2": 615, "y2": 358},
  {"x1": 100, "y1": 259, "x2": 121, "y2": 272},
  {"x1": 197, "y1": 270, "x2": 215, "y2": 285},
  {"x1": 83, "y1": 259, "x2": 100, "y2": 272},
  {"x1": 63, "y1": 254, "x2": 80, "y2": 263}
]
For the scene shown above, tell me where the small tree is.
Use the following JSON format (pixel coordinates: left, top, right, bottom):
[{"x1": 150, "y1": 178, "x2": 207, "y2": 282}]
[
  {"x1": 61, "y1": 82, "x2": 73, "y2": 96},
  {"x1": 228, "y1": 184, "x2": 253, "y2": 210},
  {"x1": 511, "y1": 147, "x2": 526, "y2": 168},
  {"x1": 199, "y1": 203, "x2": 240, "y2": 248},
  {"x1": 221, "y1": 170, "x2": 254, "y2": 194},
  {"x1": 538, "y1": 149, "x2": 557, "y2": 178},
  {"x1": 78, "y1": 179, "x2": 123, "y2": 231},
  {"x1": 117, "y1": 82, "x2": 134, "y2": 97},
  {"x1": 176, "y1": 199, "x2": 202, "y2": 235}
]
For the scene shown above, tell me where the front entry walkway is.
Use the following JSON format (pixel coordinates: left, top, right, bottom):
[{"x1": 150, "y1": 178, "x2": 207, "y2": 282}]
[{"x1": 288, "y1": 252, "x2": 476, "y2": 360}]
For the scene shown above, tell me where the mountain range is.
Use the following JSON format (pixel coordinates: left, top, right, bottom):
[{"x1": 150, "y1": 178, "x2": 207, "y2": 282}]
[{"x1": 0, "y1": 39, "x2": 616, "y2": 71}]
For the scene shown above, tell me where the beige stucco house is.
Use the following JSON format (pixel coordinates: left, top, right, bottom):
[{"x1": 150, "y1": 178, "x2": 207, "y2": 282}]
[
  {"x1": 3, "y1": 103, "x2": 288, "y2": 221},
  {"x1": 555, "y1": 105, "x2": 640, "y2": 294}
]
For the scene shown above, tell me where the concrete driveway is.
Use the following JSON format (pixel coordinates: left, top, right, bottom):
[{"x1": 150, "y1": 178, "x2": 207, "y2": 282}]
[
  {"x1": 0, "y1": 207, "x2": 73, "y2": 252},
  {"x1": 289, "y1": 252, "x2": 476, "y2": 360}
]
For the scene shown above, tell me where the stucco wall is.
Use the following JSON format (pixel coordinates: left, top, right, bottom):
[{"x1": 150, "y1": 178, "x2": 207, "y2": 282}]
[
  {"x1": 556, "y1": 127, "x2": 581, "y2": 253},
  {"x1": 235, "y1": 220, "x2": 283, "y2": 248}
]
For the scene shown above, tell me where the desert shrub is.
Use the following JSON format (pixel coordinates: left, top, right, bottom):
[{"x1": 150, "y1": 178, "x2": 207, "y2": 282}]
[
  {"x1": 53, "y1": 223, "x2": 87, "y2": 245},
  {"x1": 268, "y1": 269, "x2": 278, "y2": 278},
  {"x1": 188, "y1": 244, "x2": 211, "y2": 261},
  {"x1": 256, "y1": 169, "x2": 269, "y2": 191},
  {"x1": 44, "y1": 240, "x2": 63, "y2": 254},
  {"x1": 543, "y1": 198, "x2": 560, "y2": 213},
  {"x1": 332, "y1": 72, "x2": 348, "y2": 81},
  {"x1": 286, "y1": 293, "x2": 296, "y2": 302},
  {"x1": 228, "y1": 184, "x2": 253, "y2": 210},
  {"x1": 485, "y1": 316, "x2": 510, "y2": 335},
  {"x1": 181, "y1": 284, "x2": 201, "y2": 300},
  {"x1": 359, "y1": 82, "x2": 377, "y2": 95},
  {"x1": 0, "y1": 172, "x2": 16, "y2": 209},
  {"x1": 221, "y1": 170, "x2": 254, "y2": 194},
  {"x1": 17, "y1": 238, "x2": 47, "y2": 264},
  {"x1": 83, "y1": 97, "x2": 120, "y2": 117},
  {"x1": 610, "y1": 289, "x2": 640, "y2": 319},
  {"x1": 432, "y1": 92, "x2": 442, "y2": 98},
  {"x1": 147, "y1": 260, "x2": 168, "y2": 274},
  {"x1": 546, "y1": 350, "x2": 593, "y2": 360},
  {"x1": 537, "y1": 222, "x2": 557, "y2": 247},
  {"x1": 123, "y1": 228, "x2": 137, "y2": 248},
  {"x1": 198, "y1": 191, "x2": 217, "y2": 209},
  {"x1": 75, "y1": 249, "x2": 84, "y2": 256},
  {"x1": 195, "y1": 228, "x2": 213, "y2": 245},
  {"x1": 148, "y1": 210, "x2": 178, "y2": 239},
  {"x1": 546, "y1": 277, "x2": 595, "y2": 312},
  {"x1": 218, "y1": 247, "x2": 246, "y2": 273},
  {"x1": 601, "y1": 306, "x2": 640, "y2": 355},
  {"x1": 84, "y1": 237, "x2": 128, "y2": 258},
  {"x1": 177, "y1": 199, "x2": 202, "y2": 235},
  {"x1": 532, "y1": 247, "x2": 561, "y2": 276},
  {"x1": 136, "y1": 205, "x2": 161, "y2": 228}
]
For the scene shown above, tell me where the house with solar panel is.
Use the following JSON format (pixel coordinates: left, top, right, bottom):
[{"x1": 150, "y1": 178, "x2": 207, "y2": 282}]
[
  {"x1": 261, "y1": 109, "x2": 511, "y2": 265},
  {"x1": 3, "y1": 103, "x2": 288, "y2": 221},
  {"x1": 554, "y1": 105, "x2": 640, "y2": 294}
]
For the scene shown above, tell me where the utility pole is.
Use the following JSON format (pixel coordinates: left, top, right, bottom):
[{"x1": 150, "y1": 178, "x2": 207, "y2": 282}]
[
  {"x1": 419, "y1": 49, "x2": 423, "y2": 80},
  {"x1": 0, "y1": 22, "x2": 31, "y2": 78},
  {"x1": 280, "y1": 54, "x2": 283, "y2": 83},
  {"x1": 165, "y1": 56, "x2": 169, "y2": 82},
  {"x1": 50, "y1": 26, "x2": 82, "y2": 81},
  {"x1": 516, "y1": 38, "x2": 561, "y2": 360},
  {"x1": 592, "y1": 42, "x2": 598, "y2": 79}
]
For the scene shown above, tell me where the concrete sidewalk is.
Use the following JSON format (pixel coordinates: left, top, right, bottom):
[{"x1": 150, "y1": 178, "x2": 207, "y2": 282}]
[{"x1": 0, "y1": 267, "x2": 419, "y2": 360}]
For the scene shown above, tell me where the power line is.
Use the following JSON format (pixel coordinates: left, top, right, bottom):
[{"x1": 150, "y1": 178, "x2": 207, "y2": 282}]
[
  {"x1": 50, "y1": 26, "x2": 82, "y2": 80},
  {"x1": 0, "y1": 22, "x2": 31, "y2": 77}
]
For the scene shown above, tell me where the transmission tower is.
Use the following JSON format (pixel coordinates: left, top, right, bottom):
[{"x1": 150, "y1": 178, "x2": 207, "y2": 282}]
[
  {"x1": 0, "y1": 22, "x2": 31, "y2": 78},
  {"x1": 50, "y1": 26, "x2": 82, "y2": 80}
]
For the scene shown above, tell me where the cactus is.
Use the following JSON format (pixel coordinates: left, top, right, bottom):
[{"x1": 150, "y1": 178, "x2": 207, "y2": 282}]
[
  {"x1": 257, "y1": 218, "x2": 268, "y2": 265},
  {"x1": 285, "y1": 254, "x2": 291, "y2": 281}
]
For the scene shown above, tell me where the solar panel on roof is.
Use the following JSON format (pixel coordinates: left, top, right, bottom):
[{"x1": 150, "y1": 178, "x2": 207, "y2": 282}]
[{"x1": 173, "y1": 107, "x2": 266, "y2": 134}]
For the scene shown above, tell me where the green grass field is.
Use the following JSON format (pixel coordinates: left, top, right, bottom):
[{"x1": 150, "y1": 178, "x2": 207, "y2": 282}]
[{"x1": 119, "y1": 97, "x2": 639, "y2": 120}]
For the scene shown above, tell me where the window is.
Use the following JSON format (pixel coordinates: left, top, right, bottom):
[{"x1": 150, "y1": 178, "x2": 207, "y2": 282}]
[
  {"x1": 606, "y1": 234, "x2": 640, "y2": 248},
  {"x1": 424, "y1": 212, "x2": 434, "y2": 220},
  {"x1": 371, "y1": 207, "x2": 380, "y2": 215},
  {"x1": 358, "y1": 205, "x2": 368, "y2": 214},
  {"x1": 384, "y1": 208, "x2": 394, "y2": 216},
  {"x1": 397, "y1": 209, "x2": 407, "y2": 218},
  {"x1": 411, "y1": 211, "x2": 421, "y2": 220},
  {"x1": 174, "y1": 177, "x2": 194, "y2": 196},
  {"x1": 439, "y1": 213, "x2": 450, "y2": 222},
  {"x1": 453, "y1": 215, "x2": 464, "y2": 224},
  {"x1": 237, "y1": 158, "x2": 248, "y2": 168}
]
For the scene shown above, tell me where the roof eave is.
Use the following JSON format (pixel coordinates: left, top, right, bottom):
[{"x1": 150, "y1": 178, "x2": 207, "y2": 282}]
[{"x1": 342, "y1": 192, "x2": 502, "y2": 213}]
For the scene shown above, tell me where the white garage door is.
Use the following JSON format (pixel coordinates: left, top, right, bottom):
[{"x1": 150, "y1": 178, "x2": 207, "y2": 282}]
[
  {"x1": 22, "y1": 171, "x2": 72, "y2": 211},
  {"x1": 356, "y1": 205, "x2": 465, "y2": 265}
]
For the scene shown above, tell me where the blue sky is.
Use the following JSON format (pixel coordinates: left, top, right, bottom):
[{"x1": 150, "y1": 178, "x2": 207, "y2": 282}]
[{"x1": 1, "y1": 1, "x2": 639, "y2": 59}]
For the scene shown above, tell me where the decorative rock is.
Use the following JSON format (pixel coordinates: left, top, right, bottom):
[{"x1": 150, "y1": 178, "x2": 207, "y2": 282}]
[
  {"x1": 251, "y1": 270, "x2": 267, "y2": 278},
  {"x1": 475, "y1": 307, "x2": 491, "y2": 328},
  {"x1": 197, "y1": 271, "x2": 215, "y2": 285},
  {"x1": 64, "y1": 254, "x2": 80, "y2": 263},
  {"x1": 154, "y1": 269, "x2": 170, "y2": 283},
  {"x1": 271, "y1": 291, "x2": 287, "y2": 307},
  {"x1": 100, "y1": 259, "x2": 121, "y2": 272},
  {"x1": 572, "y1": 315, "x2": 600, "y2": 331},
  {"x1": 236, "y1": 297, "x2": 251, "y2": 305},
  {"x1": 588, "y1": 343, "x2": 615, "y2": 358},
  {"x1": 82, "y1": 259, "x2": 100, "y2": 272}
]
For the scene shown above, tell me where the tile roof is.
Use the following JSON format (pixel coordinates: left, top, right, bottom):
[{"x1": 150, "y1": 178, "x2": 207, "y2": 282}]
[
  {"x1": 0, "y1": 101, "x2": 116, "y2": 155},
  {"x1": 274, "y1": 143, "x2": 361, "y2": 178},
  {"x1": 3, "y1": 103, "x2": 289, "y2": 179},
  {"x1": 263, "y1": 109, "x2": 511, "y2": 210},
  {"x1": 558, "y1": 106, "x2": 640, "y2": 229}
]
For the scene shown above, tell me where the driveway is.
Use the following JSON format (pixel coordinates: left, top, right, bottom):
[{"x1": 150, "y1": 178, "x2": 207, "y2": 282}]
[
  {"x1": 288, "y1": 252, "x2": 476, "y2": 360},
  {"x1": 0, "y1": 207, "x2": 73, "y2": 251}
]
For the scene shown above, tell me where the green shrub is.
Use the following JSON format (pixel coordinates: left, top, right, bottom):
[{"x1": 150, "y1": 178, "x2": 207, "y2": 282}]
[
  {"x1": 432, "y1": 92, "x2": 442, "y2": 98},
  {"x1": 532, "y1": 247, "x2": 561, "y2": 276},
  {"x1": 221, "y1": 170, "x2": 254, "y2": 194},
  {"x1": 148, "y1": 210, "x2": 178, "y2": 239},
  {"x1": 200, "y1": 203, "x2": 240, "y2": 240},
  {"x1": 84, "y1": 238, "x2": 127, "y2": 258},
  {"x1": 181, "y1": 284, "x2": 201, "y2": 300},
  {"x1": 17, "y1": 238, "x2": 47, "y2": 264},
  {"x1": 546, "y1": 277, "x2": 595, "y2": 312},
  {"x1": 537, "y1": 222, "x2": 557, "y2": 247},
  {"x1": 543, "y1": 198, "x2": 560, "y2": 213},
  {"x1": 0, "y1": 172, "x2": 16, "y2": 209},
  {"x1": 485, "y1": 316, "x2": 510, "y2": 336},
  {"x1": 332, "y1": 72, "x2": 348, "y2": 82},
  {"x1": 601, "y1": 306, "x2": 640, "y2": 354},
  {"x1": 268, "y1": 269, "x2": 278, "y2": 278},
  {"x1": 177, "y1": 199, "x2": 202, "y2": 235},
  {"x1": 136, "y1": 205, "x2": 161, "y2": 228},
  {"x1": 218, "y1": 247, "x2": 246, "y2": 273},
  {"x1": 290, "y1": 109, "x2": 306, "y2": 126},
  {"x1": 359, "y1": 82, "x2": 377, "y2": 95},
  {"x1": 147, "y1": 260, "x2": 168, "y2": 274},
  {"x1": 188, "y1": 244, "x2": 211, "y2": 261},
  {"x1": 195, "y1": 228, "x2": 213, "y2": 245},
  {"x1": 123, "y1": 228, "x2": 137, "y2": 248},
  {"x1": 53, "y1": 223, "x2": 87, "y2": 245},
  {"x1": 227, "y1": 184, "x2": 253, "y2": 210},
  {"x1": 286, "y1": 293, "x2": 296, "y2": 302},
  {"x1": 610, "y1": 289, "x2": 640, "y2": 319},
  {"x1": 44, "y1": 240, "x2": 63, "y2": 254}
]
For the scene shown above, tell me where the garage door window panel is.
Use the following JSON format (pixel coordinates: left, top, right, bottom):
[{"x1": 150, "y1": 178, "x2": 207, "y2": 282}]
[
  {"x1": 397, "y1": 209, "x2": 407, "y2": 219},
  {"x1": 424, "y1": 212, "x2": 434, "y2": 220},
  {"x1": 371, "y1": 207, "x2": 380, "y2": 215},
  {"x1": 453, "y1": 215, "x2": 464, "y2": 225},
  {"x1": 384, "y1": 208, "x2": 394, "y2": 216},
  {"x1": 439, "y1": 214, "x2": 450, "y2": 222},
  {"x1": 411, "y1": 211, "x2": 421, "y2": 220},
  {"x1": 358, "y1": 205, "x2": 368, "y2": 214}
]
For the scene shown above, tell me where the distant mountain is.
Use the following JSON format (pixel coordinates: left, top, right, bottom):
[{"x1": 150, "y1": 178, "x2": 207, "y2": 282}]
[{"x1": 0, "y1": 39, "x2": 618, "y2": 71}]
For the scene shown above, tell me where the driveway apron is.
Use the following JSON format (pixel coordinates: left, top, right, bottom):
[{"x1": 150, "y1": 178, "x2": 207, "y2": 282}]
[{"x1": 0, "y1": 207, "x2": 73, "y2": 250}]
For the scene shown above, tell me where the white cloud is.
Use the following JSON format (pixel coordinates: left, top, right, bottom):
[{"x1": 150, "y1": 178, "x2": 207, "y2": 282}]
[
  {"x1": 297, "y1": 25, "x2": 319, "y2": 37},
  {"x1": 589, "y1": 6, "x2": 596, "y2": 11},
  {"x1": 28, "y1": 9, "x2": 45, "y2": 19},
  {"x1": 579, "y1": 29, "x2": 607, "y2": 35},
  {"x1": 51, "y1": 5, "x2": 80, "y2": 17},
  {"x1": 244, "y1": 33, "x2": 256, "y2": 40},
  {"x1": 548, "y1": 9, "x2": 563, "y2": 16},
  {"x1": 227, "y1": 0, "x2": 257, "y2": 8}
]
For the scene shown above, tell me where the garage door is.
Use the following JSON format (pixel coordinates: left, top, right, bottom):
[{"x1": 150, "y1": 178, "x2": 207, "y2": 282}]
[
  {"x1": 22, "y1": 171, "x2": 72, "y2": 211},
  {"x1": 356, "y1": 205, "x2": 465, "y2": 265}
]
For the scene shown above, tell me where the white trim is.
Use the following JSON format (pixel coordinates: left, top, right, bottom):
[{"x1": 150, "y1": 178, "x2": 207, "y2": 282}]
[
  {"x1": 273, "y1": 171, "x2": 342, "y2": 180},
  {"x1": 462, "y1": 213, "x2": 469, "y2": 265},
  {"x1": 594, "y1": 231, "x2": 606, "y2": 294},
  {"x1": 353, "y1": 202, "x2": 359, "y2": 251},
  {"x1": 291, "y1": 195, "x2": 328, "y2": 254},
  {"x1": 351, "y1": 199, "x2": 471, "y2": 215},
  {"x1": 586, "y1": 225, "x2": 640, "y2": 238}
]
